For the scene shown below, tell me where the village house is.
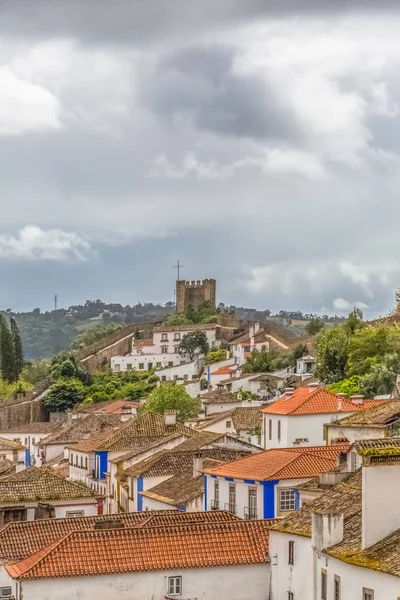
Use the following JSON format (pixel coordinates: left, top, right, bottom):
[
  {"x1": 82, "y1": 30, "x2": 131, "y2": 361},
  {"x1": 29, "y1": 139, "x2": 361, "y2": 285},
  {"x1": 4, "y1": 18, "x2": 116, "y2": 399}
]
[
  {"x1": 295, "y1": 354, "x2": 316, "y2": 378},
  {"x1": 3, "y1": 518, "x2": 271, "y2": 600},
  {"x1": 261, "y1": 384, "x2": 385, "y2": 450},
  {"x1": 228, "y1": 322, "x2": 273, "y2": 366},
  {"x1": 72, "y1": 399, "x2": 140, "y2": 419},
  {"x1": 111, "y1": 352, "x2": 184, "y2": 372},
  {"x1": 0, "y1": 423, "x2": 59, "y2": 467},
  {"x1": 325, "y1": 398, "x2": 400, "y2": 445},
  {"x1": 200, "y1": 389, "x2": 243, "y2": 416},
  {"x1": 269, "y1": 440, "x2": 400, "y2": 599},
  {"x1": 154, "y1": 353, "x2": 204, "y2": 383},
  {"x1": 0, "y1": 437, "x2": 28, "y2": 472},
  {"x1": 152, "y1": 323, "x2": 218, "y2": 354},
  {"x1": 196, "y1": 406, "x2": 263, "y2": 443},
  {"x1": 0, "y1": 466, "x2": 102, "y2": 523},
  {"x1": 38, "y1": 412, "x2": 122, "y2": 466},
  {"x1": 67, "y1": 411, "x2": 194, "y2": 511},
  {"x1": 0, "y1": 510, "x2": 240, "y2": 598},
  {"x1": 202, "y1": 444, "x2": 349, "y2": 519},
  {"x1": 119, "y1": 447, "x2": 252, "y2": 514}
]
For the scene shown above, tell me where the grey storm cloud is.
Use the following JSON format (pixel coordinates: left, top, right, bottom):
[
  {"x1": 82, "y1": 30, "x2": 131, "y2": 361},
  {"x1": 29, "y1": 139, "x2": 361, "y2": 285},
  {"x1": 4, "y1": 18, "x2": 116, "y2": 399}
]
[
  {"x1": 2, "y1": 1, "x2": 400, "y2": 315},
  {"x1": 139, "y1": 45, "x2": 297, "y2": 140},
  {"x1": 0, "y1": 0, "x2": 399, "y2": 45}
]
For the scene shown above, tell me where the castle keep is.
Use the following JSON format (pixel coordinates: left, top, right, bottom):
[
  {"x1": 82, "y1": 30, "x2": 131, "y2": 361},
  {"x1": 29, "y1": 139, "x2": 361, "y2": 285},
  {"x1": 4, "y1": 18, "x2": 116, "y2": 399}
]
[{"x1": 176, "y1": 279, "x2": 216, "y2": 313}]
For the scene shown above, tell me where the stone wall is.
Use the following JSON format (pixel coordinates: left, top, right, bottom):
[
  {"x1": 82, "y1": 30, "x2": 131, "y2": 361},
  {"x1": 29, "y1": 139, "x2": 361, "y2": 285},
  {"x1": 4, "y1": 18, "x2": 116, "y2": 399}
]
[{"x1": 0, "y1": 393, "x2": 49, "y2": 430}]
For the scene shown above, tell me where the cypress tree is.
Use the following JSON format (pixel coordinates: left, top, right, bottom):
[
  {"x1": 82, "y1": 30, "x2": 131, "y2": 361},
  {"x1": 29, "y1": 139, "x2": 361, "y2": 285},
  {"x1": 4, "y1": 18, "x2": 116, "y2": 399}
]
[
  {"x1": 10, "y1": 317, "x2": 24, "y2": 381},
  {"x1": 0, "y1": 316, "x2": 15, "y2": 383}
]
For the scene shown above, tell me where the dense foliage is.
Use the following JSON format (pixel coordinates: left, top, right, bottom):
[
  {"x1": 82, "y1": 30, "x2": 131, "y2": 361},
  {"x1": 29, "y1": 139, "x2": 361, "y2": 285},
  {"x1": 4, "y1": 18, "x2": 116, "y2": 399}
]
[
  {"x1": 164, "y1": 301, "x2": 218, "y2": 325},
  {"x1": 316, "y1": 309, "x2": 400, "y2": 397},
  {"x1": 205, "y1": 349, "x2": 228, "y2": 364},
  {"x1": 305, "y1": 317, "x2": 325, "y2": 336},
  {"x1": 143, "y1": 384, "x2": 200, "y2": 420},
  {"x1": 0, "y1": 316, "x2": 24, "y2": 383},
  {"x1": 242, "y1": 343, "x2": 309, "y2": 374}
]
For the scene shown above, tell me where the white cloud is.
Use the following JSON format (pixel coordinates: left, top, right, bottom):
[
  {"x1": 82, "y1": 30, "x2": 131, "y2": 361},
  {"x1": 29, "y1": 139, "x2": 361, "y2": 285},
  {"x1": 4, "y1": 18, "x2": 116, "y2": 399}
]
[
  {"x1": 0, "y1": 67, "x2": 61, "y2": 136},
  {"x1": 333, "y1": 297, "x2": 369, "y2": 311},
  {"x1": 146, "y1": 148, "x2": 326, "y2": 180},
  {"x1": 0, "y1": 226, "x2": 92, "y2": 261}
]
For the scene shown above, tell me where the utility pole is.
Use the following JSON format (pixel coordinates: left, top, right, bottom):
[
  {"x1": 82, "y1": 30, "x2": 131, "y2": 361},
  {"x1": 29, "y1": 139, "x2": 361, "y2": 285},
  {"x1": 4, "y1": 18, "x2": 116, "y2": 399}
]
[
  {"x1": 173, "y1": 260, "x2": 185, "y2": 281},
  {"x1": 54, "y1": 294, "x2": 58, "y2": 311}
]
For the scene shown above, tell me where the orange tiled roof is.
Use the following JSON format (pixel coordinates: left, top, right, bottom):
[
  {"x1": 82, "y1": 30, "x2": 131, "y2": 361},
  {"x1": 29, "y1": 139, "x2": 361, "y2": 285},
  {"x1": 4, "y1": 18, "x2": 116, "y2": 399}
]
[
  {"x1": 262, "y1": 387, "x2": 385, "y2": 416},
  {"x1": 201, "y1": 445, "x2": 349, "y2": 481},
  {"x1": 6, "y1": 520, "x2": 270, "y2": 580},
  {"x1": 210, "y1": 367, "x2": 235, "y2": 375}
]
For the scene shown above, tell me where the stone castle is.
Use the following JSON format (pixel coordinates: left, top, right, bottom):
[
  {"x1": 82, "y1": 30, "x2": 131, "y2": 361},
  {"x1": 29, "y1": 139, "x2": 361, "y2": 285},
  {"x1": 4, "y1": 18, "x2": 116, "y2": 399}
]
[{"x1": 176, "y1": 279, "x2": 216, "y2": 314}]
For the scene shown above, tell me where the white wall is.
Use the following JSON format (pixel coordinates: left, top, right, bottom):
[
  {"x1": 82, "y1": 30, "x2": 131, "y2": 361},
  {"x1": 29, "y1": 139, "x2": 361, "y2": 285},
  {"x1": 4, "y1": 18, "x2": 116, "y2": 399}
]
[
  {"x1": 155, "y1": 359, "x2": 201, "y2": 382},
  {"x1": 205, "y1": 476, "x2": 263, "y2": 519},
  {"x1": 0, "y1": 432, "x2": 49, "y2": 463},
  {"x1": 153, "y1": 328, "x2": 217, "y2": 354},
  {"x1": 41, "y1": 443, "x2": 66, "y2": 464},
  {"x1": 12, "y1": 564, "x2": 269, "y2": 600},
  {"x1": 362, "y1": 463, "x2": 400, "y2": 549},
  {"x1": 204, "y1": 401, "x2": 240, "y2": 416},
  {"x1": 269, "y1": 530, "x2": 314, "y2": 600},
  {"x1": 327, "y1": 424, "x2": 386, "y2": 445},
  {"x1": 198, "y1": 418, "x2": 237, "y2": 435},
  {"x1": 111, "y1": 353, "x2": 182, "y2": 373},
  {"x1": 53, "y1": 501, "x2": 98, "y2": 519}
]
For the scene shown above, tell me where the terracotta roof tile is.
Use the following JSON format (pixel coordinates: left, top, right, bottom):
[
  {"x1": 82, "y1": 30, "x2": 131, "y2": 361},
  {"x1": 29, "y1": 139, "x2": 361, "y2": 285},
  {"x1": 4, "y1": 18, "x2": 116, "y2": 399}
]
[
  {"x1": 262, "y1": 387, "x2": 384, "y2": 416},
  {"x1": 0, "y1": 436, "x2": 26, "y2": 451},
  {"x1": 330, "y1": 400, "x2": 400, "y2": 428},
  {"x1": 0, "y1": 423, "x2": 59, "y2": 434},
  {"x1": 40, "y1": 413, "x2": 121, "y2": 446},
  {"x1": 202, "y1": 445, "x2": 349, "y2": 481},
  {"x1": 0, "y1": 467, "x2": 99, "y2": 503},
  {"x1": 201, "y1": 389, "x2": 240, "y2": 404},
  {"x1": 210, "y1": 367, "x2": 235, "y2": 375},
  {"x1": 6, "y1": 520, "x2": 270, "y2": 580},
  {"x1": 139, "y1": 471, "x2": 204, "y2": 507},
  {"x1": 0, "y1": 510, "x2": 239, "y2": 562}
]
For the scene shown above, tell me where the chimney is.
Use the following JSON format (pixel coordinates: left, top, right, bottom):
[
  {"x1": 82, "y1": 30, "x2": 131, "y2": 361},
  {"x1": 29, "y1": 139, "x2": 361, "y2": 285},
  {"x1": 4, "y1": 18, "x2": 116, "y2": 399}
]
[
  {"x1": 351, "y1": 394, "x2": 364, "y2": 406},
  {"x1": 312, "y1": 512, "x2": 344, "y2": 553},
  {"x1": 120, "y1": 405, "x2": 133, "y2": 422},
  {"x1": 193, "y1": 453, "x2": 204, "y2": 478},
  {"x1": 284, "y1": 387, "x2": 295, "y2": 400},
  {"x1": 249, "y1": 324, "x2": 255, "y2": 338},
  {"x1": 336, "y1": 393, "x2": 346, "y2": 412},
  {"x1": 308, "y1": 382, "x2": 320, "y2": 394},
  {"x1": 164, "y1": 410, "x2": 177, "y2": 426},
  {"x1": 254, "y1": 322, "x2": 260, "y2": 334},
  {"x1": 362, "y1": 454, "x2": 400, "y2": 549}
]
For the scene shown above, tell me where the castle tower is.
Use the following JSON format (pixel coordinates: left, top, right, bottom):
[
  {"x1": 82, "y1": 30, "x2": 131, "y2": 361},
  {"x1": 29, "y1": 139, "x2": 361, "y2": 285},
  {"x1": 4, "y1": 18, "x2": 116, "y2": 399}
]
[{"x1": 176, "y1": 279, "x2": 216, "y2": 314}]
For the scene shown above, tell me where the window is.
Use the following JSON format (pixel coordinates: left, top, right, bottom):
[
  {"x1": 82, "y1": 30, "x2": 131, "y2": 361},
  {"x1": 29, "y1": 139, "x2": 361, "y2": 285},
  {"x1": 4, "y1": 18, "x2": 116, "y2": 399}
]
[
  {"x1": 161, "y1": 333, "x2": 168, "y2": 341},
  {"x1": 288, "y1": 540, "x2": 295, "y2": 565},
  {"x1": 162, "y1": 376, "x2": 166, "y2": 381},
  {"x1": 80, "y1": 456, "x2": 83, "y2": 468},
  {"x1": 363, "y1": 590, "x2": 374, "y2": 600},
  {"x1": 226, "y1": 420, "x2": 232, "y2": 428},
  {"x1": 174, "y1": 375, "x2": 179, "y2": 381},
  {"x1": 66, "y1": 511, "x2": 84, "y2": 518},
  {"x1": 246, "y1": 488, "x2": 257, "y2": 519},
  {"x1": 4, "y1": 508, "x2": 26, "y2": 523},
  {"x1": 183, "y1": 374, "x2": 188, "y2": 381},
  {"x1": 70, "y1": 453, "x2": 73, "y2": 466},
  {"x1": 114, "y1": 364, "x2": 120, "y2": 372},
  {"x1": 168, "y1": 361, "x2": 174, "y2": 367},
  {"x1": 0, "y1": 587, "x2": 12, "y2": 598},
  {"x1": 277, "y1": 420, "x2": 281, "y2": 442},
  {"x1": 321, "y1": 570, "x2": 327, "y2": 600},
  {"x1": 75, "y1": 454, "x2": 78, "y2": 467},
  {"x1": 85, "y1": 457, "x2": 88, "y2": 470},
  {"x1": 161, "y1": 346, "x2": 168, "y2": 354},
  {"x1": 168, "y1": 576, "x2": 182, "y2": 596},
  {"x1": 214, "y1": 479, "x2": 219, "y2": 503},
  {"x1": 148, "y1": 363, "x2": 153, "y2": 370},
  {"x1": 269, "y1": 418, "x2": 272, "y2": 440},
  {"x1": 24, "y1": 438, "x2": 28, "y2": 446},
  {"x1": 156, "y1": 362, "x2": 161, "y2": 368},
  {"x1": 334, "y1": 576, "x2": 341, "y2": 600},
  {"x1": 228, "y1": 484, "x2": 236, "y2": 513},
  {"x1": 126, "y1": 363, "x2": 132, "y2": 370},
  {"x1": 280, "y1": 489, "x2": 296, "y2": 512},
  {"x1": 288, "y1": 593, "x2": 294, "y2": 600},
  {"x1": 138, "y1": 363, "x2": 144, "y2": 370},
  {"x1": 174, "y1": 346, "x2": 180, "y2": 353},
  {"x1": 32, "y1": 438, "x2": 35, "y2": 445},
  {"x1": 174, "y1": 333, "x2": 181, "y2": 341}
]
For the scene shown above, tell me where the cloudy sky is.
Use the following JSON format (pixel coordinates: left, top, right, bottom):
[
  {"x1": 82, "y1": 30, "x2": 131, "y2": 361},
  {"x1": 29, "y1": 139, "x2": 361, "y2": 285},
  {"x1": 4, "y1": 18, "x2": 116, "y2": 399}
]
[{"x1": 1, "y1": 1, "x2": 400, "y2": 316}]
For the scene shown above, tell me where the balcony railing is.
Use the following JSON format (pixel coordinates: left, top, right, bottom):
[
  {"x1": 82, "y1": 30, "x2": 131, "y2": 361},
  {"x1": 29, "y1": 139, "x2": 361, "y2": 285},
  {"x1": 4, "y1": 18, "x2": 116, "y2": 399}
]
[
  {"x1": 211, "y1": 500, "x2": 219, "y2": 510},
  {"x1": 225, "y1": 502, "x2": 236, "y2": 515},
  {"x1": 244, "y1": 506, "x2": 258, "y2": 520}
]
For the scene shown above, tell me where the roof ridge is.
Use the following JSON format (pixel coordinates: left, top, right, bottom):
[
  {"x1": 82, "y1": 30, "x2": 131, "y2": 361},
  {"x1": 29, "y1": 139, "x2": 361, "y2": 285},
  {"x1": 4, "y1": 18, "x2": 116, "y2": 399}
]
[{"x1": 8, "y1": 533, "x2": 73, "y2": 578}]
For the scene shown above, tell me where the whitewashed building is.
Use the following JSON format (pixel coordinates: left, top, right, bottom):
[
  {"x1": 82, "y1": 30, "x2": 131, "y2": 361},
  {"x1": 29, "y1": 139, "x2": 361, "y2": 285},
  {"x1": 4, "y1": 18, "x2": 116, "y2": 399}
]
[
  {"x1": 4, "y1": 517, "x2": 271, "y2": 600},
  {"x1": 261, "y1": 384, "x2": 385, "y2": 450},
  {"x1": 0, "y1": 423, "x2": 58, "y2": 466},
  {"x1": 111, "y1": 352, "x2": 183, "y2": 372},
  {"x1": 269, "y1": 440, "x2": 400, "y2": 600}
]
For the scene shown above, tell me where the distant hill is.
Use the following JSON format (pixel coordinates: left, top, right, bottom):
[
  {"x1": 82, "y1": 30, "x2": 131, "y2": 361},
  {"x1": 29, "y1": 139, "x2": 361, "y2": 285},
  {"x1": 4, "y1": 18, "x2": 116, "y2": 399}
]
[{"x1": 1, "y1": 301, "x2": 346, "y2": 361}]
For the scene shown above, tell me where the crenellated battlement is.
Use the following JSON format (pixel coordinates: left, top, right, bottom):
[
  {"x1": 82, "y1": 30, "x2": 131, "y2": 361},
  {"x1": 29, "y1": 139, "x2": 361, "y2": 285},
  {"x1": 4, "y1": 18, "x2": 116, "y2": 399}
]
[{"x1": 176, "y1": 278, "x2": 216, "y2": 313}]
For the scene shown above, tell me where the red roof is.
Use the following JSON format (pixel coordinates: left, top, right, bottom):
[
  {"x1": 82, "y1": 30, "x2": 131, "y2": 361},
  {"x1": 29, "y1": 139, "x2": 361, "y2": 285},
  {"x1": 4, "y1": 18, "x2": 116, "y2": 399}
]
[
  {"x1": 210, "y1": 367, "x2": 235, "y2": 375},
  {"x1": 202, "y1": 445, "x2": 350, "y2": 481},
  {"x1": 6, "y1": 521, "x2": 271, "y2": 580},
  {"x1": 262, "y1": 387, "x2": 385, "y2": 416}
]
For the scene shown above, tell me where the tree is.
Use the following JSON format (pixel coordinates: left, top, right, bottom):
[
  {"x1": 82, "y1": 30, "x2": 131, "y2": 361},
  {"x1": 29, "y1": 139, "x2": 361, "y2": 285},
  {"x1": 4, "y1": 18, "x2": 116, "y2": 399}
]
[
  {"x1": 305, "y1": 318, "x2": 325, "y2": 336},
  {"x1": 179, "y1": 331, "x2": 209, "y2": 361},
  {"x1": 242, "y1": 349, "x2": 290, "y2": 374},
  {"x1": 348, "y1": 325, "x2": 400, "y2": 376},
  {"x1": 143, "y1": 384, "x2": 200, "y2": 420},
  {"x1": 43, "y1": 378, "x2": 86, "y2": 412},
  {"x1": 205, "y1": 349, "x2": 227, "y2": 364},
  {"x1": 10, "y1": 317, "x2": 24, "y2": 381},
  {"x1": 329, "y1": 376, "x2": 360, "y2": 397},
  {"x1": 315, "y1": 325, "x2": 350, "y2": 384},
  {"x1": 359, "y1": 353, "x2": 400, "y2": 398},
  {"x1": 290, "y1": 343, "x2": 309, "y2": 364},
  {"x1": 345, "y1": 308, "x2": 364, "y2": 335},
  {"x1": 0, "y1": 316, "x2": 15, "y2": 383}
]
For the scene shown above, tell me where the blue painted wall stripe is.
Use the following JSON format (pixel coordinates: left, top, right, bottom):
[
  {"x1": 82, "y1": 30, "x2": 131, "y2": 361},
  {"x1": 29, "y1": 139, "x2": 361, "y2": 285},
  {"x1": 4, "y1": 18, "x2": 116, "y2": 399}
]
[
  {"x1": 25, "y1": 449, "x2": 30, "y2": 467},
  {"x1": 137, "y1": 477, "x2": 143, "y2": 512},
  {"x1": 224, "y1": 477, "x2": 234, "y2": 482},
  {"x1": 204, "y1": 475, "x2": 207, "y2": 511},
  {"x1": 262, "y1": 480, "x2": 279, "y2": 519},
  {"x1": 210, "y1": 475, "x2": 217, "y2": 479},
  {"x1": 95, "y1": 451, "x2": 108, "y2": 480},
  {"x1": 294, "y1": 489, "x2": 300, "y2": 510},
  {"x1": 244, "y1": 479, "x2": 256, "y2": 484}
]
